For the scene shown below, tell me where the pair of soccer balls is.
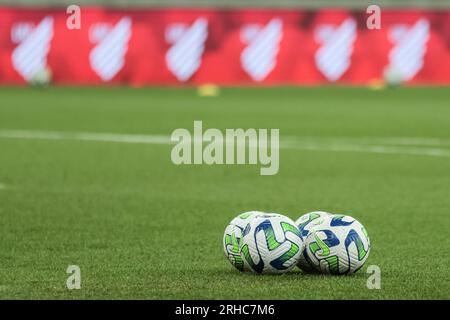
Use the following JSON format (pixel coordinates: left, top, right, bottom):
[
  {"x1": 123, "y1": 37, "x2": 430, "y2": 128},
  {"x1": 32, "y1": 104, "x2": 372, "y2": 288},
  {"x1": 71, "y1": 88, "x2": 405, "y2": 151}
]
[{"x1": 223, "y1": 211, "x2": 370, "y2": 275}]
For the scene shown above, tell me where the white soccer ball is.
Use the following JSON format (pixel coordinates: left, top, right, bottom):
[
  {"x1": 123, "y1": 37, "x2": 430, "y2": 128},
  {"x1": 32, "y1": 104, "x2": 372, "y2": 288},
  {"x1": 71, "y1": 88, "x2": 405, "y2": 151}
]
[
  {"x1": 295, "y1": 211, "x2": 331, "y2": 238},
  {"x1": 240, "y1": 213, "x2": 303, "y2": 274},
  {"x1": 29, "y1": 67, "x2": 52, "y2": 87},
  {"x1": 303, "y1": 215, "x2": 370, "y2": 275},
  {"x1": 223, "y1": 211, "x2": 263, "y2": 271},
  {"x1": 383, "y1": 65, "x2": 404, "y2": 87},
  {"x1": 295, "y1": 211, "x2": 332, "y2": 272}
]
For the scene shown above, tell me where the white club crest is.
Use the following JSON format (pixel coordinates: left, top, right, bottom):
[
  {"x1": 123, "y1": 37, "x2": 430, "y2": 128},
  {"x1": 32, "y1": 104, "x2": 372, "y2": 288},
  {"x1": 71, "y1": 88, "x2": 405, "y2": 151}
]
[
  {"x1": 386, "y1": 19, "x2": 430, "y2": 81},
  {"x1": 165, "y1": 18, "x2": 208, "y2": 82},
  {"x1": 11, "y1": 16, "x2": 54, "y2": 82},
  {"x1": 240, "y1": 18, "x2": 283, "y2": 82},
  {"x1": 315, "y1": 18, "x2": 357, "y2": 82},
  {"x1": 89, "y1": 17, "x2": 132, "y2": 82}
]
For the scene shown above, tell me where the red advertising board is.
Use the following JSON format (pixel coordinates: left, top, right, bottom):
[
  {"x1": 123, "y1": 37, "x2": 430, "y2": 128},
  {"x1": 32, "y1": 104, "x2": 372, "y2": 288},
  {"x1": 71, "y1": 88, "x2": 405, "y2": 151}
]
[{"x1": 0, "y1": 7, "x2": 449, "y2": 85}]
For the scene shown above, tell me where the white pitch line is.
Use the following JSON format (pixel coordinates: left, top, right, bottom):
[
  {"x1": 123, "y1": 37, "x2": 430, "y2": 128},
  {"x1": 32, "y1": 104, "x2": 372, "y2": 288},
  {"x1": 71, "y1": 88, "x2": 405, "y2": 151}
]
[
  {"x1": 1, "y1": 129, "x2": 450, "y2": 158},
  {"x1": 1, "y1": 129, "x2": 450, "y2": 147},
  {"x1": 370, "y1": 138, "x2": 450, "y2": 147},
  {"x1": 281, "y1": 142, "x2": 450, "y2": 158},
  {"x1": 282, "y1": 136, "x2": 450, "y2": 147},
  {"x1": 0, "y1": 130, "x2": 170, "y2": 145}
]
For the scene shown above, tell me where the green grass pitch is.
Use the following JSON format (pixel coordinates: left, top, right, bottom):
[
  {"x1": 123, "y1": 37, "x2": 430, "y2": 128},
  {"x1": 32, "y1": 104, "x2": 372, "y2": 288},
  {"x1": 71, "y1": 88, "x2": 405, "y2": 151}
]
[{"x1": 0, "y1": 86, "x2": 449, "y2": 299}]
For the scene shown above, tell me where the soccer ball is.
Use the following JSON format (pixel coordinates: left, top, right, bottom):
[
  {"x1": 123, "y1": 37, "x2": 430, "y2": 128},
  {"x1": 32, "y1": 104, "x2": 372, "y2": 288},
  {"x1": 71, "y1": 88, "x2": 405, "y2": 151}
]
[
  {"x1": 240, "y1": 213, "x2": 303, "y2": 274},
  {"x1": 383, "y1": 65, "x2": 404, "y2": 87},
  {"x1": 295, "y1": 211, "x2": 331, "y2": 238},
  {"x1": 29, "y1": 66, "x2": 52, "y2": 87},
  {"x1": 303, "y1": 215, "x2": 370, "y2": 275},
  {"x1": 223, "y1": 211, "x2": 263, "y2": 271},
  {"x1": 295, "y1": 211, "x2": 331, "y2": 273}
]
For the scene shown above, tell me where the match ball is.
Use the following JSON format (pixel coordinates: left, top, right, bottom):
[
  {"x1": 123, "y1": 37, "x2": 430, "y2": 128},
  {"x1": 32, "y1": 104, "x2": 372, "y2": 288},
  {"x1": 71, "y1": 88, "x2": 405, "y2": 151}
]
[
  {"x1": 295, "y1": 211, "x2": 332, "y2": 273},
  {"x1": 303, "y1": 215, "x2": 370, "y2": 275},
  {"x1": 383, "y1": 65, "x2": 404, "y2": 87},
  {"x1": 29, "y1": 66, "x2": 52, "y2": 87},
  {"x1": 295, "y1": 211, "x2": 331, "y2": 238},
  {"x1": 240, "y1": 213, "x2": 303, "y2": 274},
  {"x1": 223, "y1": 211, "x2": 263, "y2": 271}
]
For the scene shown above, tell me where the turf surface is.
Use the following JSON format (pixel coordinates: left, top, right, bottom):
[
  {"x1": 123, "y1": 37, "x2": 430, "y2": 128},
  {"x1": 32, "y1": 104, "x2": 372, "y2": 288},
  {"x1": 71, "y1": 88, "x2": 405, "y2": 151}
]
[{"x1": 0, "y1": 86, "x2": 449, "y2": 299}]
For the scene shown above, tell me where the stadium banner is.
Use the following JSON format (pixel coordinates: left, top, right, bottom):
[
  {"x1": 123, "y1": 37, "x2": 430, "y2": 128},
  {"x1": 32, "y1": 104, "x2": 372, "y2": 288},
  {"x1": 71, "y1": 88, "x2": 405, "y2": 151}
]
[{"x1": 0, "y1": 7, "x2": 449, "y2": 85}]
